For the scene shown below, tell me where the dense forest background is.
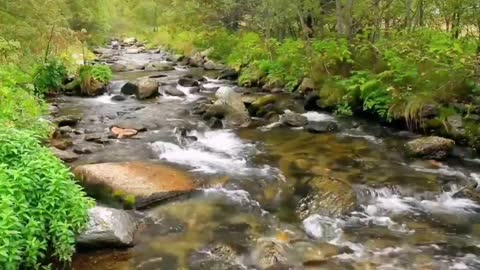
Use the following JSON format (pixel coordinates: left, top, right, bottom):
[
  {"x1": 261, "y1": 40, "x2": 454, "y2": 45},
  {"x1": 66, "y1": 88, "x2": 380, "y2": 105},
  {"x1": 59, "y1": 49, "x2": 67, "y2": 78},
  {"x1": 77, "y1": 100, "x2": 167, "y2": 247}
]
[{"x1": 0, "y1": 0, "x2": 480, "y2": 268}]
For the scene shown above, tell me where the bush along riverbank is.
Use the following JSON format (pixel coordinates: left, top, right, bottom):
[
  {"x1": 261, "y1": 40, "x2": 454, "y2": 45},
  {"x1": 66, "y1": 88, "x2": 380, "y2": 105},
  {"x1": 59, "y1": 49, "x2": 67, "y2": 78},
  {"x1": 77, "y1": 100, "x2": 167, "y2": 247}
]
[
  {"x1": 136, "y1": 27, "x2": 480, "y2": 152},
  {"x1": 0, "y1": 40, "x2": 113, "y2": 268}
]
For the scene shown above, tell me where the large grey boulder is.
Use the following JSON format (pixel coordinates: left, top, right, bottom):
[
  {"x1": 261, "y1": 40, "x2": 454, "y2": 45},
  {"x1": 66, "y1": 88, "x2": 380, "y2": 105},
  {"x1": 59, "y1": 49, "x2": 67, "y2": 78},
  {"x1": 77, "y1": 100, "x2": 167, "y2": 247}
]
[
  {"x1": 161, "y1": 85, "x2": 186, "y2": 97},
  {"x1": 77, "y1": 206, "x2": 137, "y2": 247},
  {"x1": 136, "y1": 78, "x2": 159, "y2": 99},
  {"x1": 281, "y1": 111, "x2": 308, "y2": 127},
  {"x1": 405, "y1": 136, "x2": 455, "y2": 160},
  {"x1": 213, "y1": 87, "x2": 250, "y2": 127}
]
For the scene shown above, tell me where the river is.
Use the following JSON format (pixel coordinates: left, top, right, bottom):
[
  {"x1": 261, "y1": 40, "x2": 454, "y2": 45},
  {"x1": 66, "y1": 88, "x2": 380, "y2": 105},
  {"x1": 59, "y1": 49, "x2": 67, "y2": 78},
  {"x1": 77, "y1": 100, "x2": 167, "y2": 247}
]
[{"x1": 66, "y1": 46, "x2": 480, "y2": 269}]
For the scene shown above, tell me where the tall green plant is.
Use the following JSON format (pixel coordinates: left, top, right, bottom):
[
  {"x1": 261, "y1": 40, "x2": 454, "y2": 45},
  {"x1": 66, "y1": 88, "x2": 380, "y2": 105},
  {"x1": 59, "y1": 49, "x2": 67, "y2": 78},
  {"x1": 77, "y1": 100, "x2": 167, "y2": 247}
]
[{"x1": 0, "y1": 128, "x2": 94, "y2": 269}]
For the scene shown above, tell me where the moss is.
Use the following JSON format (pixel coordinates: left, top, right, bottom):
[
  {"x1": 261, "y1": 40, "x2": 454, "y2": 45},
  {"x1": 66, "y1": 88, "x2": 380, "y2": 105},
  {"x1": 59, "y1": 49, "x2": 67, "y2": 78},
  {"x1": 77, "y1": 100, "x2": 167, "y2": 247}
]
[{"x1": 464, "y1": 120, "x2": 480, "y2": 151}]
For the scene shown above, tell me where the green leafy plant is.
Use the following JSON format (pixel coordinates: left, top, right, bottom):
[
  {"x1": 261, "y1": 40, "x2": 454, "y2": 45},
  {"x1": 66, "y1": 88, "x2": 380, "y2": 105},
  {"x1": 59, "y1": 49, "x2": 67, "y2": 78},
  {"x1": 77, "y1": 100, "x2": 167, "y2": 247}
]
[
  {"x1": 32, "y1": 59, "x2": 68, "y2": 96},
  {"x1": 0, "y1": 65, "x2": 51, "y2": 136},
  {"x1": 77, "y1": 64, "x2": 113, "y2": 95},
  {"x1": 0, "y1": 127, "x2": 94, "y2": 269}
]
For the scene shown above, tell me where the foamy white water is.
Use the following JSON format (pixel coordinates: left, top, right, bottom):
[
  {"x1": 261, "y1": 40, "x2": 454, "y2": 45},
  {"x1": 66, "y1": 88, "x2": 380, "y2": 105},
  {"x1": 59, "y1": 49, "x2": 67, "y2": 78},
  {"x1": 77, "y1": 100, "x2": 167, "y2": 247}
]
[
  {"x1": 92, "y1": 94, "x2": 116, "y2": 104},
  {"x1": 302, "y1": 111, "x2": 335, "y2": 122},
  {"x1": 151, "y1": 129, "x2": 282, "y2": 178}
]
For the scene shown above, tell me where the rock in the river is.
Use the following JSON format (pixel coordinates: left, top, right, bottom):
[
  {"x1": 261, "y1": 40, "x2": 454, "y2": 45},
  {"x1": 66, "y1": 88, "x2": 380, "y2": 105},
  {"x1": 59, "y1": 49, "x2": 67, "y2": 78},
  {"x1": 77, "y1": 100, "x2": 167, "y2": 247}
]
[
  {"x1": 446, "y1": 115, "x2": 465, "y2": 137},
  {"x1": 111, "y1": 126, "x2": 138, "y2": 138},
  {"x1": 81, "y1": 78, "x2": 106, "y2": 96},
  {"x1": 306, "y1": 121, "x2": 338, "y2": 133},
  {"x1": 281, "y1": 111, "x2": 308, "y2": 127},
  {"x1": 203, "y1": 104, "x2": 226, "y2": 119},
  {"x1": 126, "y1": 47, "x2": 144, "y2": 54},
  {"x1": 189, "y1": 244, "x2": 243, "y2": 270},
  {"x1": 50, "y1": 147, "x2": 79, "y2": 162},
  {"x1": 206, "y1": 118, "x2": 223, "y2": 129},
  {"x1": 178, "y1": 78, "x2": 200, "y2": 87},
  {"x1": 405, "y1": 136, "x2": 455, "y2": 160},
  {"x1": 77, "y1": 206, "x2": 137, "y2": 248},
  {"x1": 161, "y1": 85, "x2": 186, "y2": 97},
  {"x1": 201, "y1": 47, "x2": 214, "y2": 57},
  {"x1": 85, "y1": 133, "x2": 109, "y2": 144},
  {"x1": 110, "y1": 63, "x2": 130, "y2": 72},
  {"x1": 111, "y1": 95, "x2": 126, "y2": 102},
  {"x1": 254, "y1": 239, "x2": 290, "y2": 269},
  {"x1": 51, "y1": 138, "x2": 73, "y2": 150},
  {"x1": 73, "y1": 162, "x2": 197, "y2": 206},
  {"x1": 252, "y1": 95, "x2": 278, "y2": 109},
  {"x1": 144, "y1": 61, "x2": 175, "y2": 71},
  {"x1": 73, "y1": 144, "x2": 100, "y2": 155},
  {"x1": 120, "y1": 82, "x2": 138, "y2": 95},
  {"x1": 297, "y1": 176, "x2": 358, "y2": 219},
  {"x1": 213, "y1": 87, "x2": 250, "y2": 127},
  {"x1": 136, "y1": 78, "x2": 159, "y2": 99},
  {"x1": 189, "y1": 52, "x2": 205, "y2": 67},
  {"x1": 297, "y1": 77, "x2": 315, "y2": 94},
  {"x1": 218, "y1": 69, "x2": 239, "y2": 81},
  {"x1": 112, "y1": 120, "x2": 147, "y2": 131},
  {"x1": 54, "y1": 115, "x2": 82, "y2": 127},
  {"x1": 203, "y1": 59, "x2": 225, "y2": 70},
  {"x1": 304, "y1": 93, "x2": 321, "y2": 111}
]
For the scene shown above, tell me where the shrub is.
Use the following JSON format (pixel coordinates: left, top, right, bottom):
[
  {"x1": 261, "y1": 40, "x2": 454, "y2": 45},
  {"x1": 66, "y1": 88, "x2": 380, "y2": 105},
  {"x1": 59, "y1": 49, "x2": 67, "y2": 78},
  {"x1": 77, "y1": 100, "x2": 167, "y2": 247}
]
[
  {"x1": 0, "y1": 65, "x2": 51, "y2": 136},
  {"x1": 77, "y1": 64, "x2": 113, "y2": 95},
  {"x1": 33, "y1": 58, "x2": 68, "y2": 96},
  {"x1": 0, "y1": 128, "x2": 94, "y2": 269}
]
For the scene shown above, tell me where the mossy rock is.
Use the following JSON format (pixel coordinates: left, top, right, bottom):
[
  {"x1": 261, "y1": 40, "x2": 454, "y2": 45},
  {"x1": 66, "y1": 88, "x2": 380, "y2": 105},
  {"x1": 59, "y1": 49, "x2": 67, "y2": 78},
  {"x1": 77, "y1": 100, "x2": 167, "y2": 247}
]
[
  {"x1": 251, "y1": 95, "x2": 278, "y2": 109},
  {"x1": 405, "y1": 136, "x2": 455, "y2": 160},
  {"x1": 297, "y1": 176, "x2": 358, "y2": 219}
]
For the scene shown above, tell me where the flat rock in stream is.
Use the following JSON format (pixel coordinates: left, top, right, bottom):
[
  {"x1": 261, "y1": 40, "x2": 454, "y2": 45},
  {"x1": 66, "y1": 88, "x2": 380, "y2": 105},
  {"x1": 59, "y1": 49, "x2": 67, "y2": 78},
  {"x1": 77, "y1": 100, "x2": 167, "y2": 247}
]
[
  {"x1": 77, "y1": 206, "x2": 137, "y2": 248},
  {"x1": 50, "y1": 147, "x2": 79, "y2": 162},
  {"x1": 161, "y1": 85, "x2": 186, "y2": 97},
  {"x1": 281, "y1": 111, "x2": 308, "y2": 127},
  {"x1": 405, "y1": 136, "x2": 455, "y2": 160},
  {"x1": 144, "y1": 61, "x2": 175, "y2": 71},
  {"x1": 297, "y1": 176, "x2": 358, "y2": 219},
  {"x1": 73, "y1": 162, "x2": 197, "y2": 207},
  {"x1": 54, "y1": 115, "x2": 82, "y2": 127},
  {"x1": 112, "y1": 120, "x2": 147, "y2": 131}
]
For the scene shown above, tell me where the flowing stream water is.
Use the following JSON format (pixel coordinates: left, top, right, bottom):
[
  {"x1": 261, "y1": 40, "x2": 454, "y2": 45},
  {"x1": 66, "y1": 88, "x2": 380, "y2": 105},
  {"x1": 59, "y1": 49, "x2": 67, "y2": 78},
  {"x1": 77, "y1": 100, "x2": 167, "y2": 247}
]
[{"x1": 67, "y1": 48, "x2": 480, "y2": 270}]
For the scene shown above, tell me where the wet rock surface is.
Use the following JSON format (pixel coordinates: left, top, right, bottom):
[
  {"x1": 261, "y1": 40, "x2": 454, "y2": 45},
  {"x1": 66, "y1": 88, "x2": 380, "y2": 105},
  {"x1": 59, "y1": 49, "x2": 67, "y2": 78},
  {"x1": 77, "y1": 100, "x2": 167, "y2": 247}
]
[
  {"x1": 406, "y1": 136, "x2": 455, "y2": 160},
  {"x1": 77, "y1": 206, "x2": 138, "y2": 248},
  {"x1": 73, "y1": 162, "x2": 197, "y2": 205},
  {"x1": 297, "y1": 176, "x2": 358, "y2": 219}
]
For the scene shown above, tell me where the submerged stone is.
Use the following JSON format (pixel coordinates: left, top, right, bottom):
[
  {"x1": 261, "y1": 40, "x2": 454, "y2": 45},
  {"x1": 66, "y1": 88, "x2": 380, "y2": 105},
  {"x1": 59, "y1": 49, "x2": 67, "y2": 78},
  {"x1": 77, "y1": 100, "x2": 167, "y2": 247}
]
[{"x1": 297, "y1": 176, "x2": 358, "y2": 219}]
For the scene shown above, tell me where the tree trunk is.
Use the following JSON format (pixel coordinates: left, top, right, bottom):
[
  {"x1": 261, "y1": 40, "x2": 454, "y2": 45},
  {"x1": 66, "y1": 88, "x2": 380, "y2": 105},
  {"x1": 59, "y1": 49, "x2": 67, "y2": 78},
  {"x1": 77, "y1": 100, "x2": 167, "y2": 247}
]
[{"x1": 335, "y1": 0, "x2": 345, "y2": 36}]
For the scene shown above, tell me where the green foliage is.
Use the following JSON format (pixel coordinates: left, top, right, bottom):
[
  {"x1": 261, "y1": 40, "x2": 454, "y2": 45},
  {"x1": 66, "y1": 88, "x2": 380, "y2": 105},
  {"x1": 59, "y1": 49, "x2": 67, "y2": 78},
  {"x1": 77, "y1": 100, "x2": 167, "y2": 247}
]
[
  {"x1": 227, "y1": 32, "x2": 271, "y2": 70},
  {"x1": 78, "y1": 64, "x2": 113, "y2": 84},
  {"x1": 33, "y1": 59, "x2": 68, "y2": 96},
  {"x1": 0, "y1": 127, "x2": 94, "y2": 269},
  {"x1": 0, "y1": 66, "x2": 51, "y2": 136}
]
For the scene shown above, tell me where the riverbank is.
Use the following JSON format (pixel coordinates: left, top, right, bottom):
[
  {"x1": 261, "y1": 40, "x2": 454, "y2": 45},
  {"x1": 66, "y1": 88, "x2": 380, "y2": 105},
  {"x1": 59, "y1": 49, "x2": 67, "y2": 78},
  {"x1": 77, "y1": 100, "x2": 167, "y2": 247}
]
[
  {"x1": 134, "y1": 29, "x2": 480, "y2": 154},
  {"x1": 58, "y1": 40, "x2": 480, "y2": 269}
]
